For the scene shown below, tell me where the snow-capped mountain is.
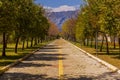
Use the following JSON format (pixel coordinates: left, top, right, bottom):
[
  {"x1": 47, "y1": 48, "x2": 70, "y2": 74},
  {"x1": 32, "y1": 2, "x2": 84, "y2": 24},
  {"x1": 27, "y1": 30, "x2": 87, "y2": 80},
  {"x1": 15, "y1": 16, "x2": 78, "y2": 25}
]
[{"x1": 48, "y1": 10, "x2": 78, "y2": 30}]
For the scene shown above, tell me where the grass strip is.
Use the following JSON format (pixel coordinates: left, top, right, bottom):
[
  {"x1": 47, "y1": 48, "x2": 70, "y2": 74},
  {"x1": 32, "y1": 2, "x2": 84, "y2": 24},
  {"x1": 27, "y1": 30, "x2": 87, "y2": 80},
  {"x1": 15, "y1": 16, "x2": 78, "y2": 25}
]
[
  {"x1": 0, "y1": 41, "x2": 51, "y2": 71},
  {"x1": 71, "y1": 41, "x2": 120, "y2": 69}
]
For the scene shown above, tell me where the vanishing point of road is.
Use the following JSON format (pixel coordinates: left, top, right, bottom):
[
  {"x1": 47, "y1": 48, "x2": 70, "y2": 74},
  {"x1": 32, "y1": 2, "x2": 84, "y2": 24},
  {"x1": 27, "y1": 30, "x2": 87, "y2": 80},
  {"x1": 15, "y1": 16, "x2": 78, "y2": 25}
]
[{"x1": 0, "y1": 39, "x2": 120, "y2": 80}]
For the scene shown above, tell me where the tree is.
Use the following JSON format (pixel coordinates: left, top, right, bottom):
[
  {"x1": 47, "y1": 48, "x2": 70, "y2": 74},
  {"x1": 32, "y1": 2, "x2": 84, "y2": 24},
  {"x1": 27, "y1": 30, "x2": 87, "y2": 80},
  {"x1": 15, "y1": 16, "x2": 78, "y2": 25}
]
[
  {"x1": 0, "y1": 0, "x2": 50, "y2": 56},
  {"x1": 0, "y1": 0, "x2": 16, "y2": 56},
  {"x1": 14, "y1": 0, "x2": 34, "y2": 53},
  {"x1": 14, "y1": 0, "x2": 49, "y2": 53},
  {"x1": 48, "y1": 21, "x2": 59, "y2": 40},
  {"x1": 62, "y1": 17, "x2": 77, "y2": 41}
]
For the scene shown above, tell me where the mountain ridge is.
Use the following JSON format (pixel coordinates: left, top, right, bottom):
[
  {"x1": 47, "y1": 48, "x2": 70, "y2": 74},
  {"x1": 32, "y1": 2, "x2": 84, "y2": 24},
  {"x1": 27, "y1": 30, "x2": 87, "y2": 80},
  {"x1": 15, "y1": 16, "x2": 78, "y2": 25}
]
[{"x1": 48, "y1": 10, "x2": 78, "y2": 30}]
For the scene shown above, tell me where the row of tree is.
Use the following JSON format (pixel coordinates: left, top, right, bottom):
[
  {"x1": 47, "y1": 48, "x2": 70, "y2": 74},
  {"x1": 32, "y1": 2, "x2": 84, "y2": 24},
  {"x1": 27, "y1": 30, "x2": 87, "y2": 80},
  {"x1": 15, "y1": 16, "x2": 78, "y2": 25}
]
[
  {"x1": 62, "y1": 0, "x2": 120, "y2": 54},
  {"x1": 48, "y1": 21, "x2": 59, "y2": 40},
  {"x1": 0, "y1": 0, "x2": 59, "y2": 57}
]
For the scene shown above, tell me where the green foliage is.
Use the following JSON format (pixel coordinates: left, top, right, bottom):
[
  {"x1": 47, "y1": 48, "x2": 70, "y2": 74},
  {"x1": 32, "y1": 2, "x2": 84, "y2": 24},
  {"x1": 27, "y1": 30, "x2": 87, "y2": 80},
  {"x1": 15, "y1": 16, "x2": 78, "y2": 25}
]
[
  {"x1": 62, "y1": 0, "x2": 120, "y2": 54},
  {"x1": 0, "y1": 1, "x2": 2, "y2": 7},
  {"x1": 0, "y1": 0, "x2": 16, "y2": 32},
  {"x1": 0, "y1": 0, "x2": 50, "y2": 56},
  {"x1": 62, "y1": 18, "x2": 77, "y2": 41},
  {"x1": 48, "y1": 21, "x2": 59, "y2": 39},
  {"x1": 75, "y1": 0, "x2": 120, "y2": 41}
]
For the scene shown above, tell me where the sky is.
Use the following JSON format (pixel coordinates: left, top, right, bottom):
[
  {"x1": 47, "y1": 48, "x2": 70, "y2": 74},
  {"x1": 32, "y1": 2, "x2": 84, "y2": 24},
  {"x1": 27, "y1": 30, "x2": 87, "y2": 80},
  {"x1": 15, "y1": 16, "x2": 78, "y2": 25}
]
[{"x1": 35, "y1": 0, "x2": 84, "y2": 12}]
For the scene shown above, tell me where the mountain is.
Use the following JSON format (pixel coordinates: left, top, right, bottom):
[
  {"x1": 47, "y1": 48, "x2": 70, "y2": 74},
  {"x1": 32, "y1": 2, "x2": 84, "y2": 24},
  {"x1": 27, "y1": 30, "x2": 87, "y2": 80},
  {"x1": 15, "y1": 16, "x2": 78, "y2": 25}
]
[{"x1": 48, "y1": 10, "x2": 78, "y2": 30}]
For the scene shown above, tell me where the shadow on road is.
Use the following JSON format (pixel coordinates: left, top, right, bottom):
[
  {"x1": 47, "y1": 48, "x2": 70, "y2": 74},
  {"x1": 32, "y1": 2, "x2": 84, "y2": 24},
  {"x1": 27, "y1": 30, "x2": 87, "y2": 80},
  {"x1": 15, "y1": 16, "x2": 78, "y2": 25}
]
[
  {"x1": 25, "y1": 44, "x2": 67, "y2": 61},
  {"x1": 15, "y1": 62, "x2": 52, "y2": 68},
  {"x1": 0, "y1": 43, "x2": 120, "y2": 80},
  {"x1": 0, "y1": 73, "x2": 58, "y2": 80},
  {"x1": 39, "y1": 45, "x2": 62, "y2": 52},
  {"x1": 1, "y1": 72, "x2": 118, "y2": 80},
  {"x1": 26, "y1": 53, "x2": 66, "y2": 61}
]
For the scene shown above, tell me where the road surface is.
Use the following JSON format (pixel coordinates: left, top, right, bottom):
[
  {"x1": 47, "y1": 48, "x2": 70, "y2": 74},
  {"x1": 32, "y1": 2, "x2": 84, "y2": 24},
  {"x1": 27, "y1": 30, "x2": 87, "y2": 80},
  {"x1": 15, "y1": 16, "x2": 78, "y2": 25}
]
[{"x1": 0, "y1": 39, "x2": 120, "y2": 80}]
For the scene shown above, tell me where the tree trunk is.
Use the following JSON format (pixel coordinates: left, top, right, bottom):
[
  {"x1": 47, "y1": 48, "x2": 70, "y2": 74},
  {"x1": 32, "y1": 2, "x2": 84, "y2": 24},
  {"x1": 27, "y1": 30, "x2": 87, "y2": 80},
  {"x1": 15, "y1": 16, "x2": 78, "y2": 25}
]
[
  {"x1": 22, "y1": 40, "x2": 25, "y2": 50},
  {"x1": 104, "y1": 34, "x2": 109, "y2": 54},
  {"x1": 113, "y1": 35, "x2": 116, "y2": 49},
  {"x1": 40, "y1": 37, "x2": 43, "y2": 43},
  {"x1": 87, "y1": 38, "x2": 89, "y2": 46},
  {"x1": 45, "y1": 36, "x2": 48, "y2": 42},
  {"x1": 94, "y1": 38, "x2": 96, "y2": 49},
  {"x1": 34, "y1": 38, "x2": 37, "y2": 45},
  {"x1": 83, "y1": 39, "x2": 85, "y2": 46},
  {"x1": 118, "y1": 38, "x2": 120, "y2": 55},
  {"x1": 41, "y1": 39, "x2": 43, "y2": 43},
  {"x1": 5, "y1": 34, "x2": 9, "y2": 48},
  {"x1": 90, "y1": 38, "x2": 93, "y2": 47},
  {"x1": 38, "y1": 38, "x2": 40, "y2": 43},
  {"x1": 100, "y1": 36, "x2": 104, "y2": 52},
  {"x1": 2, "y1": 32, "x2": 6, "y2": 57},
  {"x1": 15, "y1": 36, "x2": 20, "y2": 53},
  {"x1": 31, "y1": 37, "x2": 33, "y2": 47},
  {"x1": 26, "y1": 39, "x2": 29, "y2": 48},
  {"x1": 95, "y1": 31, "x2": 98, "y2": 56}
]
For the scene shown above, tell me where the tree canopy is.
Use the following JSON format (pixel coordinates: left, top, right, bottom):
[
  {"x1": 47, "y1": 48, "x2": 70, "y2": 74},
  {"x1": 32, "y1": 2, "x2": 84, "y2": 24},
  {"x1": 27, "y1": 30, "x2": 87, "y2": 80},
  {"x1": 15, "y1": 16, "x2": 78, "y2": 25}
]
[
  {"x1": 62, "y1": 0, "x2": 120, "y2": 54},
  {"x1": 0, "y1": 0, "x2": 50, "y2": 56}
]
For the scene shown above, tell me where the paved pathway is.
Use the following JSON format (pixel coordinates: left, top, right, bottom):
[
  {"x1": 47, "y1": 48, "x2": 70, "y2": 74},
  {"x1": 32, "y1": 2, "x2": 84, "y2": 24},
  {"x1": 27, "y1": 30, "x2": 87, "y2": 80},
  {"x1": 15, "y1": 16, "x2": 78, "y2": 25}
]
[{"x1": 0, "y1": 39, "x2": 120, "y2": 80}]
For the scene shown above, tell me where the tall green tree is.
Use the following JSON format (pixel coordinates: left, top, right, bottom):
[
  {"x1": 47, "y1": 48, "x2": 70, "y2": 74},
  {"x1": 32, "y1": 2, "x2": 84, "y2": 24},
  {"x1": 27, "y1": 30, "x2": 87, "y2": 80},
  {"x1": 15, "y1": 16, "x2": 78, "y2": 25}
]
[{"x1": 0, "y1": 0, "x2": 16, "y2": 56}]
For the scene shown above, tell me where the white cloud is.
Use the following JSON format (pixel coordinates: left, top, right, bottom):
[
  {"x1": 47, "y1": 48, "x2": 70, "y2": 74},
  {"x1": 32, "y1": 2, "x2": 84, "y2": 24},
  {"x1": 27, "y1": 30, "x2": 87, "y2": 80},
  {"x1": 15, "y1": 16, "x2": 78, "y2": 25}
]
[
  {"x1": 53, "y1": 5, "x2": 76, "y2": 12},
  {"x1": 44, "y1": 5, "x2": 79, "y2": 12}
]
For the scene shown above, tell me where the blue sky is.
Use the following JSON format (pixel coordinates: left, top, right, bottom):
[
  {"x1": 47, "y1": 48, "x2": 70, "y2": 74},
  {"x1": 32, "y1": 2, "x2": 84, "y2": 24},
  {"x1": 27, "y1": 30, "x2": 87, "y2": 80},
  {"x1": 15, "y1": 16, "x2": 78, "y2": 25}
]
[
  {"x1": 35, "y1": 0, "x2": 84, "y2": 8},
  {"x1": 35, "y1": 0, "x2": 84, "y2": 12}
]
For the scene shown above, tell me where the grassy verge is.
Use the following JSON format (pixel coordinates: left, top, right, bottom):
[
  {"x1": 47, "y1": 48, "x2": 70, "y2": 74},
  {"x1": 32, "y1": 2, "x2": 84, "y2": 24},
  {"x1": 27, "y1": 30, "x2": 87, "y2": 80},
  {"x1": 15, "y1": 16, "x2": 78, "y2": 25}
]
[
  {"x1": 0, "y1": 41, "x2": 51, "y2": 69},
  {"x1": 71, "y1": 41, "x2": 120, "y2": 69}
]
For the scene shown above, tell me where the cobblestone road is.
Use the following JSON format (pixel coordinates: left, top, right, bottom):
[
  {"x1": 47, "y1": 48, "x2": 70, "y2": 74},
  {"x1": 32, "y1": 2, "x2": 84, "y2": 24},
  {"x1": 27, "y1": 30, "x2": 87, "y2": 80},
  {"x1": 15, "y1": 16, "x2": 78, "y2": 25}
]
[{"x1": 0, "y1": 39, "x2": 120, "y2": 80}]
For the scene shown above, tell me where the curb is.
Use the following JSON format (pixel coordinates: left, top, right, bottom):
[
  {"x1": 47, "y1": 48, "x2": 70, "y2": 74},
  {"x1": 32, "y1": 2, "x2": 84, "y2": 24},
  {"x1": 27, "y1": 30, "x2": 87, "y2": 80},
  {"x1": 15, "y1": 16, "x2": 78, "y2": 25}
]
[
  {"x1": 0, "y1": 52, "x2": 34, "y2": 75},
  {"x1": 0, "y1": 43, "x2": 49, "y2": 75},
  {"x1": 66, "y1": 40, "x2": 120, "y2": 74}
]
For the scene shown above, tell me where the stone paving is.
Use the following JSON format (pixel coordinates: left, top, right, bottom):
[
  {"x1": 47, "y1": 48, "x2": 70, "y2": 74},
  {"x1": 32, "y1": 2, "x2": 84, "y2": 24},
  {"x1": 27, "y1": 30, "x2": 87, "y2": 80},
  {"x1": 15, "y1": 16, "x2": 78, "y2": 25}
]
[{"x1": 0, "y1": 39, "x2": 120, "y2": 80}]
